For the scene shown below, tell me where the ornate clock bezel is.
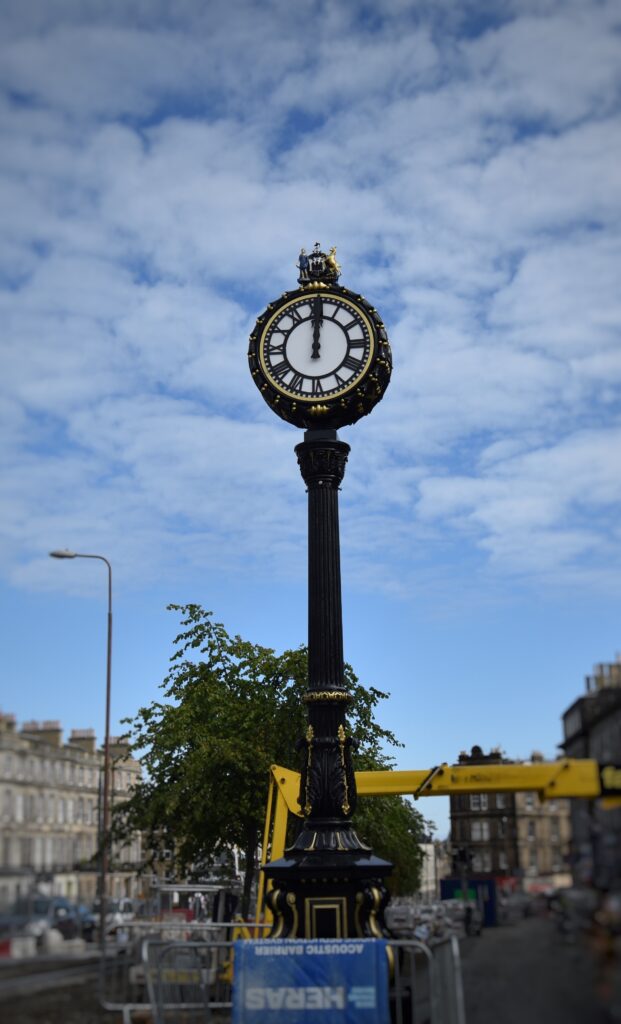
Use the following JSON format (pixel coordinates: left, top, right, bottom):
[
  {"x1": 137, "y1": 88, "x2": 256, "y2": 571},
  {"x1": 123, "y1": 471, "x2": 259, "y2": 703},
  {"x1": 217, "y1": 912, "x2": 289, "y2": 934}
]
[{"x1": 248, "y1": 282, "x2": 392, "y2": 431}]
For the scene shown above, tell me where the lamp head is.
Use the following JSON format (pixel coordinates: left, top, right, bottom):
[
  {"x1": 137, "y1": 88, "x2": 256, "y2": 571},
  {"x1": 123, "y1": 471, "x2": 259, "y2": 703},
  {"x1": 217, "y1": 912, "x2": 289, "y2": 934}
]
[{"x1": 49, "y1": 550, "x2": 77, "y2": 559}]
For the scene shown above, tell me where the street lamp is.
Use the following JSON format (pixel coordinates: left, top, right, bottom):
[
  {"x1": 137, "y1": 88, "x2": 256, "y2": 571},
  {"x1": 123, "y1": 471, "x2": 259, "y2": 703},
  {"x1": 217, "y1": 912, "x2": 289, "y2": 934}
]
[{"x1": 49, "y1": 549, "x2": 112, "y2": 950}]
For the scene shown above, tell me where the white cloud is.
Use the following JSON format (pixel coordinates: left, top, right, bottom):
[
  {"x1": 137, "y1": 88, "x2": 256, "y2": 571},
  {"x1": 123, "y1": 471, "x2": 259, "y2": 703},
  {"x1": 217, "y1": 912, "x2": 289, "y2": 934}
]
[
  {"x1": 1, "y1": 0, "x2": 621, "y2": 602},
  {"x1": 489, "y1": 233, "x2": 621, "y2": 357},
  {"x1": 417, "y1": 427, "x2": 621, "y2": 578}
]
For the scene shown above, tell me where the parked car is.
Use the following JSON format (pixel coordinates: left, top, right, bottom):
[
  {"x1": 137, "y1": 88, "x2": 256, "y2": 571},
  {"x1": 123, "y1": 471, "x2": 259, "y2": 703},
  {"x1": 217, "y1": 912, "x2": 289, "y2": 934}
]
[
  {"x1": 11, "y1": 895, "x2": 80, "y2": 946},
  {"x1": 91, "y1": 897, "x2": 135, "y2": 936}
]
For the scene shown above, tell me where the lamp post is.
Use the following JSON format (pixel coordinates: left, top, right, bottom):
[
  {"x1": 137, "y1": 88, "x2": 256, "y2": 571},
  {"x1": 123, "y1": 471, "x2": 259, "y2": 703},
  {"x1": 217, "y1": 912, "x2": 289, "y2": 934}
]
[{"x1": 49, "y1": 550, "x2": 112, "y2": 950}]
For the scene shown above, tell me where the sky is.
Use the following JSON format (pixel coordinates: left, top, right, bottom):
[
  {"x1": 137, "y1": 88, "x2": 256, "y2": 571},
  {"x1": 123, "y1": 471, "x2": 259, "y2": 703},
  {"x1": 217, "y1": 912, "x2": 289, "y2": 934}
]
[{"x1": 1, "y1": 0, "x2": 620, "y2": 839}]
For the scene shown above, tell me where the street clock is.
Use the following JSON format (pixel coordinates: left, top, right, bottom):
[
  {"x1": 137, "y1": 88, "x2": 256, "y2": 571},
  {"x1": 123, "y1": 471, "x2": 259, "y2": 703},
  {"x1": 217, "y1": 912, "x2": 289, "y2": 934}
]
[{"x1": 248, "y1": 243, "x2": 392, "y2": 429}]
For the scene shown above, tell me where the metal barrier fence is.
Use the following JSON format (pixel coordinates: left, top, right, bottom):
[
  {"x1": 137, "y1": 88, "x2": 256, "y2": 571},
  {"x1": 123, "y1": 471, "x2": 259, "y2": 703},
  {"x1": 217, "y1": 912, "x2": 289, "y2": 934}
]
[
  {"x1": 100, "y1": 923, "x2": 466, "y2": 1024},
  {"x1": 101, "y1": 921, "x2": 268, "y2": 1023}
]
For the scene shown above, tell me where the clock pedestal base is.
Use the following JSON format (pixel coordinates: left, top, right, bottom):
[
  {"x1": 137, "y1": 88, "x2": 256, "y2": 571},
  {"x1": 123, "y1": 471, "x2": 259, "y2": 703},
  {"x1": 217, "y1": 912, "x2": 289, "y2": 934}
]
[{"x1": 263, "y1": 841, "x2": 392, "y2": 939}]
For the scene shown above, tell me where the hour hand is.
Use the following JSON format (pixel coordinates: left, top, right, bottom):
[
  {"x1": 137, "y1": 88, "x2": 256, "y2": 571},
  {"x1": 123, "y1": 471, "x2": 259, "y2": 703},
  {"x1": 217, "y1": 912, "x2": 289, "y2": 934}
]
[{"x1": 311, "y1": 296, "x2": 323, "y2": 359}]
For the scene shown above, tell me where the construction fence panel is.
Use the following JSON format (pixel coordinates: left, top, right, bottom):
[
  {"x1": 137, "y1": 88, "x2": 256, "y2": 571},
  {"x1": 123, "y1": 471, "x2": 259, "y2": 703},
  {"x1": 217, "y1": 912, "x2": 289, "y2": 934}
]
[{"x1": 99, "y1": 926, "x2": 465, "y2": 1024}]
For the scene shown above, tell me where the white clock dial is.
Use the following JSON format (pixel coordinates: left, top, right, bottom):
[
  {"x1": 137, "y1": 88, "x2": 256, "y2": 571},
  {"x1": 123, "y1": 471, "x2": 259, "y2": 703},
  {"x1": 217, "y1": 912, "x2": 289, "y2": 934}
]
[
  {"x1": 259, "y1": 294, "x2": 373, "y2": 401},
  {"x1": 287, "y1": 320, "x2": 347, "y2": 377}
]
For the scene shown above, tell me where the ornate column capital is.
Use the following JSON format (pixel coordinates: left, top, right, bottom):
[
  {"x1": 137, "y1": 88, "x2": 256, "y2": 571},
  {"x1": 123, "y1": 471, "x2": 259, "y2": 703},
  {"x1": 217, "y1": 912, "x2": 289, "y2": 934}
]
[{"x1": 295, "y1": 430, "x2": 350, "y2": 490}]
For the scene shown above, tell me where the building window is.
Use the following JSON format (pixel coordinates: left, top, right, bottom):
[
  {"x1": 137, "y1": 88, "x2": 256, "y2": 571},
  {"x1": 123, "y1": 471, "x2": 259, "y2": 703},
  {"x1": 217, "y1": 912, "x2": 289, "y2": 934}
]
[
  {"x1": 498, "y1": 818, "x2": 507, "y2": 838},
  {"x1": 527, "y1": 820, "x2": 536, "y2": 841},
  {"x1": 529, "y1": 847, "x2": 538, "y2": 869},
  {"x1": 471, "y1": 820, "x2": 490, "y2": 841},
  {"x1": 499, "y1": 851, "x2": 508, "y2": 870},
  {"x1": 470, "y1": 794, "x2": 489, "y2": 811},
  {"x1": 496, "y1": 793, "x2": 506, "y2": 809},
  {"x1": 550, "y1": 818, "x2": 560, "y2": 841},
  {"x1": 524, "y1": 793, "x2": 535, "y2": 810},
  {"x1": 471, "y1": 853, "x2": 483, "y2": 872}
]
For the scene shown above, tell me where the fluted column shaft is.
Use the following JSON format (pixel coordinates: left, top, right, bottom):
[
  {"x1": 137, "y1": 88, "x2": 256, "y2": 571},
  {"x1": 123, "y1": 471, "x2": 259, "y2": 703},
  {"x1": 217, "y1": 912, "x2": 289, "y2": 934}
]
[
  {"x1": 296, "y1": 430, "x2": 349, "y2": 696},
  {"x1": 294, "y1": 429, "x2": 358, "y2": 823}
]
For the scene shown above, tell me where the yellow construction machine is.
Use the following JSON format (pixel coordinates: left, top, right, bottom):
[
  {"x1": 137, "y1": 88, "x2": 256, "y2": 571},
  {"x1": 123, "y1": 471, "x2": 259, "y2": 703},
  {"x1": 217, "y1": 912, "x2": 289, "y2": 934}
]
[{"x1": 258, "y1": 757, "x2": 621, "y2": 921}]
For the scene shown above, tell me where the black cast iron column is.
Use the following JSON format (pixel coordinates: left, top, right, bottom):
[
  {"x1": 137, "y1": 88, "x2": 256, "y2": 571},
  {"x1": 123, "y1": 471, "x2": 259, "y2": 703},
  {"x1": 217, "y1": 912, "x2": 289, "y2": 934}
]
[
  {"x1": 262, "y1": 429, "x2": 392, "y2": 939},
  {"x1": 303, "y1": 429, "x2": 348, "y2": 694},
  {"x1": 293, "y1": 430, "x2": 359, "y2": 825}
]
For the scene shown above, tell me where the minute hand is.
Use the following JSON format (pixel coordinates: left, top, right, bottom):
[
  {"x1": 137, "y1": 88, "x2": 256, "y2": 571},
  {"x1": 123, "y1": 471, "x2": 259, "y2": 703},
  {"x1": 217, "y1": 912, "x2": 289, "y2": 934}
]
[{"x1": 311, "y1": 296, "x2": 323, "y2": 359}]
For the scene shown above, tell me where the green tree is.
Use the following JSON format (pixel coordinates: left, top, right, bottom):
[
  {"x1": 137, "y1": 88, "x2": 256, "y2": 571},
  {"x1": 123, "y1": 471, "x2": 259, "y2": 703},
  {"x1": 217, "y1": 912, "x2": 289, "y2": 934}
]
[{"x1": 117, "y1": 604, "x2": 427, "y2": 915}]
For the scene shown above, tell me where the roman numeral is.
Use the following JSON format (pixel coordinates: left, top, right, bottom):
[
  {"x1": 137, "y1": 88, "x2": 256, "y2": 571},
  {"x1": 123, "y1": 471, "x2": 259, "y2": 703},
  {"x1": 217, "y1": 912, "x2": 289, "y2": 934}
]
[
  {"x1": 269, "y1": 344, "x2": 285, "y2": 356},
  {"x1": 289, "y1": 306, "x2": 303, "y2": 323},
  {"x1": 342, "y1": 319, "x2": 359, "y2": 331},
  {"x1": 289, "y1": 372, "x2": 304, "y2": 391},
  {"x1": 343, "y1": 354, "x2": 361, "y2": 371},
  {"x1": 333, "y1": 372, "x2": 345, "y2": 388},
  {"x1": 271, "y1": 360, "x2": 289, "y2": 378},
  {"x1": 312, "y1": 378, "x2": 324, "y2": 395},
  {"x1": 348, "y1": 339, "x2": 366, "y2": 348}
]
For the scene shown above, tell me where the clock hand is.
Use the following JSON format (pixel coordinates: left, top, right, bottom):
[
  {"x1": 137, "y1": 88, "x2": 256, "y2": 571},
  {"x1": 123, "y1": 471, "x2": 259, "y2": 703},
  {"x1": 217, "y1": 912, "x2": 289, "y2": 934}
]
[{"x1": 311, "y1": 295, "x2": 323, "y2": 359}]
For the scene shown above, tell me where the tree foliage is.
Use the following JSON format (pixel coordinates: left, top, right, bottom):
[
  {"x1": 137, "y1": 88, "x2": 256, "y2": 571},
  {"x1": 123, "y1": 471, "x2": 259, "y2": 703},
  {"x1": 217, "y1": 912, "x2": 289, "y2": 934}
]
[{"x1": 116, "y1": 604, "x2": 427, "y2": 914}]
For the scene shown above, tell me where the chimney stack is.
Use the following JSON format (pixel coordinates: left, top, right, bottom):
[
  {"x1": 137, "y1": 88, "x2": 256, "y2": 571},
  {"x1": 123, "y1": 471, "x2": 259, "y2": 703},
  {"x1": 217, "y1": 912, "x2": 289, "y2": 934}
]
[
  {"x1": 69, "y1": 729, "x2": 97, "y2": 755},
  {"x1": 38, "y1": 720, "x2": 63, "y2": 747},
  {"x1": 108, "y1": 736, "x2": 131, "y2": 761}
]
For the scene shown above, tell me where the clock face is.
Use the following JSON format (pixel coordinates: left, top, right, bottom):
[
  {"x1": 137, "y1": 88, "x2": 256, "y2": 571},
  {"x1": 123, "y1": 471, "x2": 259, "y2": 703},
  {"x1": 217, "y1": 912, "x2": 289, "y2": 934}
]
[
  {"x1": 259, "y1": 294, "x2": 374, "y2": 400},
  {"x1": 249, "y1": 283, "x2": 391, "y2": 430}
]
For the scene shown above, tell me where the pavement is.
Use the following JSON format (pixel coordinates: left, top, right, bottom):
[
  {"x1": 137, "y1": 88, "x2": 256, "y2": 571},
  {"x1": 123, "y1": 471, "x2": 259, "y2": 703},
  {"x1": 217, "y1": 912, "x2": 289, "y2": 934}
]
[{"x1": 460, "y1": 912, "x2": 617, "y2": 1023}]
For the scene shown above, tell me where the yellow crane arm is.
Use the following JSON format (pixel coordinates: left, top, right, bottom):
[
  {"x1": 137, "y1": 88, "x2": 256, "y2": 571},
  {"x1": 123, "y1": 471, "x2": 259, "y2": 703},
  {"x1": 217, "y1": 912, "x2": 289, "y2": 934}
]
[
  {"x1": 256, "y1": 758, "x2": 615, "y2": 922},
  {"x1": 268, "y1": 757, "x2": 602, "y2": 815}
]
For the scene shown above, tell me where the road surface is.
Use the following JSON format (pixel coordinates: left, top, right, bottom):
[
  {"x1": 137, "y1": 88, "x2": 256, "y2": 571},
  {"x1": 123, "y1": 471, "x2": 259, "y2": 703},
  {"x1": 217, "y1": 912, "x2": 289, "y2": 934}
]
[{"x1": 460, "y1": 913, "x2": 615, "y2": 1023}]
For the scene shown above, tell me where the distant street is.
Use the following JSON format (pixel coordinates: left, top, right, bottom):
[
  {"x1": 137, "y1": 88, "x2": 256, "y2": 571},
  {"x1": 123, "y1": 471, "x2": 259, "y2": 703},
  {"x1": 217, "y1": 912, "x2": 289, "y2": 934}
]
[{"x1": 460, "y1": 913, "x2": 614, "y2": 1024}]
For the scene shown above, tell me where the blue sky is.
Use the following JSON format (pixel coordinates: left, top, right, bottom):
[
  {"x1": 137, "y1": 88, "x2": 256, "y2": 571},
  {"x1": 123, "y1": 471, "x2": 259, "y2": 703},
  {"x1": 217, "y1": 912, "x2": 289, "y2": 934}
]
[{"x1": 1, "y1": 0, "x2": 620, "y2": 838}]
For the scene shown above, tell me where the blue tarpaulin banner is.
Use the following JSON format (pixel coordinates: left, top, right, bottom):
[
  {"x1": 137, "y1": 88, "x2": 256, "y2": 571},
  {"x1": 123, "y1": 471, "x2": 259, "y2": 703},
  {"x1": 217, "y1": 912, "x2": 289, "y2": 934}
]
[{"x1": 232, "y1": 938, "x2": 390, "y2": 1024}]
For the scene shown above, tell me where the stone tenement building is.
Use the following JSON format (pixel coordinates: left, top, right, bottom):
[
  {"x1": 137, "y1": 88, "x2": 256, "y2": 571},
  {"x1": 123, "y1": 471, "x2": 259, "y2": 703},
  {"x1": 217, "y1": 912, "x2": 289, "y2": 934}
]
[
  {"x1": 0, "y1": 712, "x2": 143, "y2": 909},
  {"x1": 561, "y1": 656, "x2": 621, "y2": 890},
  {"x1": 449, "y1": 745, "x2": 572, "y2": 892}
]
